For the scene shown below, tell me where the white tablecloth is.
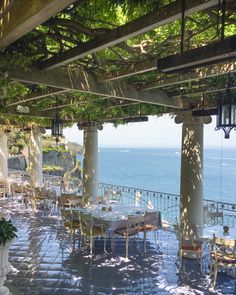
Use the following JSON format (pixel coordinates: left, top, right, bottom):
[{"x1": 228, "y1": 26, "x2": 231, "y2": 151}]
[{"x1": 74, "y1": 204, "x2": 161, "y2": 231}]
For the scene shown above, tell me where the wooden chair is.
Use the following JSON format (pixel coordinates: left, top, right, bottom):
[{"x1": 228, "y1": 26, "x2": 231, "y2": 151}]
[
  {"x1": 59, "y1": 193, "x2": 84, "y2": 209},
  {"x1": 61, "y1": 209, "x2": 80, "y2": 251},
  {"x1": 210, "y1": 235, "x2": 236, "y2": 288},
  {"x1": 0, "y1": 180, "x2": 7, "y2": 198},
  {"x1": 208, "y1": 211, "x2": 224, "y2": 226},
  {"x1": 78, "y1": 212, "x2": 108, "y2": 255},
  {"x1": 114, "y1": 215, "x2": 143, "y2": 259},
  {"x1": 140, "y1": 211, "x2": 161, "y2": 253},
  {"x1": 175, "y1": 223, "x2": 203, "y2": 270},
  {"x1": 32, "y1": 187, "x2": 49, "y2": 210}
]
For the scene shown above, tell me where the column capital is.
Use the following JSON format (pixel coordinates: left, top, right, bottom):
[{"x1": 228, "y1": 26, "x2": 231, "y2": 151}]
[
  {"x1": 77, "y1": 122, "x2": 103, "y2": 131},
  {"x1": 175, "y1": 111, "x2": 212, "y2": 126}
]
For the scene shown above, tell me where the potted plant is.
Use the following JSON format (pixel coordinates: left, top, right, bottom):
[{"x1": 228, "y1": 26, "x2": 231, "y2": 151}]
[{"x1": 0, "y1": 218, "x2": 17, "y2": 295}]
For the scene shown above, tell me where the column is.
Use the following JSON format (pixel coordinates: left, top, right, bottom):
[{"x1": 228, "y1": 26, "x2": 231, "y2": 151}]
[
  {"x1": 78, "y1": 123, "x2": 103, "y2": 205},
  {"x1": 175, "y1": 112, "x2": 211, "y2": 237},
  {"x1": 29, "y1": 127, "x2": 43, "y2": 188},
  {"x1": 0, "y1": 131, "x2": 8, "y2": 180}
]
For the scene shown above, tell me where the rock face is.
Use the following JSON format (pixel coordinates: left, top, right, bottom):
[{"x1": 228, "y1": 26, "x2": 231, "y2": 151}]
[
  {"x1": 8, "y1": 155, "x2": 26, "y2": 171},
  {"x1": 8, "y1": 149, "x2": 82, "y2": 179},
  {"x1": 43, "y1": 150, "x2": 75, "y2": 171}
]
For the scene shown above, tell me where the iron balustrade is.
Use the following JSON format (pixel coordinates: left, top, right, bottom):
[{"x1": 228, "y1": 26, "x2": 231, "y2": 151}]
[{"x1": 99, "y1": 183, "x2": 236, "y2": 228}]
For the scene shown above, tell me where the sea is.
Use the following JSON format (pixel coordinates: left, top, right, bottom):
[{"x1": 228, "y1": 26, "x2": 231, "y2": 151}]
[{"x1": 98, "y1": 147, "x2": 236, "y2": 204}]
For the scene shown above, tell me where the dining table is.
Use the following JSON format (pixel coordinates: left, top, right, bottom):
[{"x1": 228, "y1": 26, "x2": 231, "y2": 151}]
[{"x1": 72, "y1": 203, "x2": 162, "y2": 231}]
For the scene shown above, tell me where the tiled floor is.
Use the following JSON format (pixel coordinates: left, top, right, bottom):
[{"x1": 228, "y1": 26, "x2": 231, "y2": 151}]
[{"x1": 1, "y1": 198, "x2": 236, "y2": 295}]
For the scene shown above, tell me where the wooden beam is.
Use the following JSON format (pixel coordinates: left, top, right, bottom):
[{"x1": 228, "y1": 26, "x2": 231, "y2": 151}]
[
  {"x1": 141, "y1": 61, "x2": 236, "y2": 90},
  {"x1": 100, "y1": 57, "x2": 157, "y2": 81},
  {"x1": 9, "y1": 67, "x2": 184, "y2": 108},
  {"x1": 6, "y1": 88, "x2": 69, "y2": 106},
  {"x1": 157, "y1": 35, "x2": 236, "y2": 73},
  {"x1": 0, "y1": 0, "x2": 76, "y2": 48},
  {"x1": 3, "y1": 106, "x2": 53, "y2": 118},
  {"x1": 38, "y1": 0, "x2": 219, "y2": 70},
  {"x1": 170, "y1": 84, "x2": 236, "y2": 99},
  {"x1": 41, "y1": 96, "x2": 109, "y2": 111},
  {"x1": 107, "y1": 101, "x2": 140, "y2": 109}
]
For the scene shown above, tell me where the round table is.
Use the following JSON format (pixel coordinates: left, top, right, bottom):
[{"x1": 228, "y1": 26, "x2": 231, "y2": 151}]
[{"x1": 202, "y1": 225, "x2": 236, "y2": 240}]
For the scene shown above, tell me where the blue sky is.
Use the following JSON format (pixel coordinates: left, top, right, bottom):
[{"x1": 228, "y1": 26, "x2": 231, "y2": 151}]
[{"x1": 63, "y1": 114, "x2": 236, "y2": 148}]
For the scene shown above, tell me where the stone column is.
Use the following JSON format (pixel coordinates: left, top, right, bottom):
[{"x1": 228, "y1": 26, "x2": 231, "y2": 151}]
[
  {"x1": 29, "y1": 127, "x2": 43, "y2": 188},
  {"x1": 78, "y1": 123, "x2": 103, "y2": 205},
  {"x1": 0, "y1": 131, "x2": 8, "y2": 181},
  {"x1": 175, "y1": 112, "x2": 211, "y2": 237}
]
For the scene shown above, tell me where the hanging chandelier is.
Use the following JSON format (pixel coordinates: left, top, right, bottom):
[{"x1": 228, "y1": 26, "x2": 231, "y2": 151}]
[
  {"x1": 215, "y1": 76, "x2": 236, "y2": 139},
  {"x1": 51, "y1": 98, "x2": 63, "y2": 143}
]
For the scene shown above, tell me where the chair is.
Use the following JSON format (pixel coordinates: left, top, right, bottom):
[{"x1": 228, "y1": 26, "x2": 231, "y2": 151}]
[
  {"x1": 32, "y1": 187, "x2": 49, "y2": 210},
  {"x1": 78, "y1": 212, "x2": 108, "y2": 255},
  {"x1": 61, "y1": 209, "x2": 80, "y2": 251},
  {"x1": 140, "y1": 211, "x2": 161, "y2": 253},
  {"x1": 114, "y1": 215, "x2": 143, "y2": 259},
  {"x1": 207, "y1": 211, "x2": 224, "y2": 226},
  {"x1": 210, "y1": 235, "x2": 236, "y2": 288},
  {"x1": 175, "y1": 223, "x2": 203, "y2": 270},
  {"x1": 59, "y1": 193, "x2": 84, "y2": 209},
  {"x1": 0, "y1": 180, "x2": 7, "y2": 198}
]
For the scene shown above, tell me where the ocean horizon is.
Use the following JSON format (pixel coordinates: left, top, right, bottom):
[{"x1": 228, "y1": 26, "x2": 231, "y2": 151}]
[{"x1": 98, "y1": 147, "x2": 236, "y2": 204}]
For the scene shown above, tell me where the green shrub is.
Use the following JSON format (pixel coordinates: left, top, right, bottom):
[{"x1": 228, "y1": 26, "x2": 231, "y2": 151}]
[{"x1": 0, "y1": 218, "x2": 17, "y2": 246}]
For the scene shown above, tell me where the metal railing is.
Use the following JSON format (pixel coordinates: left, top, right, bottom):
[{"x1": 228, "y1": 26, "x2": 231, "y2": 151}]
[{"x1": 99, "y1": 183, "x2": 236, "y2": 228}]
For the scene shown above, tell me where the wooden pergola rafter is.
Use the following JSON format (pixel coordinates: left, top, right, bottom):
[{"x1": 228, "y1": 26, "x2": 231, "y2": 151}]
[{"x1": 0, "y1": 0, "x2": 235, "y2": 125}]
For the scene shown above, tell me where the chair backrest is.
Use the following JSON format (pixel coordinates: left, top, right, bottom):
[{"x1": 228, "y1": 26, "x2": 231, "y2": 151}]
[
  {"x1": 61, "y1": 209, "x2": 73, "y2": 225},
  {"x1": 69, "y1": 195, "x2": 84, "y2": 208},
  {"x1": 144, "y1": 211, "x2": 161, "y2": 228},
  {"x1": 208, "y1": 211, "x2": 224, "y2": 225},
  {"x1": 212, "y1": 235, "x2": 236, "y2": 261},
  {"x1": 78, "y1": 212, "x2": 93, "y2": 235},
  {"x1": 126, "y1": 214, "x2": 143, "y2": 236},
  {"x1": 176, "y1": 223, "x2": 202, "y2": 248},
  {"x1": 59, "y1": 193, "x2": 83, "y2": 208}
]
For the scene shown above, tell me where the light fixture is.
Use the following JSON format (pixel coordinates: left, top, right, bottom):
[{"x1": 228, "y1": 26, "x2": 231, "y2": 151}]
[
  {"x1": 51, "y1": 98, "x2": 63, "y2": 143},
  {"x1": 215, "y1": 76, "x2": 236, "y2": 139}
]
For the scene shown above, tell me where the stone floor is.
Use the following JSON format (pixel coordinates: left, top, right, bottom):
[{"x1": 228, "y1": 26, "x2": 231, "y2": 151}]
[{"x1": 1, "y1": 198, "x2": 236, "y2": 295}]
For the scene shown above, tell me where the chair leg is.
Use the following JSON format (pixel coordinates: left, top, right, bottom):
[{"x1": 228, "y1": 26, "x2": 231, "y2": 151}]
[
  {"x1": 103, "y1": 234, "x2": 107, "y2": 253},
  {"x1": 213, "y1": 263, "x2": 218, "y2": 289},
  {"x1": 90, "y1": 236, "x2": 93, "y2": 256},
  {"x1": 69, "y1": 229, "x2": 73, "y2": 252},
  {"x1": 125, "y1": 235, "x2": 129, "y2": 259},
  {"x1": 153, "y1": 229, "x2": 158, "y2": 250},
  {"x1": 144, "y1": 230, "x2": 147, "y2": 253}
]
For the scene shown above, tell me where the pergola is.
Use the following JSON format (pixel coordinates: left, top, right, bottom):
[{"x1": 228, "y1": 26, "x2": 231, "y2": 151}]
[{"x1": 0, "y1": 0, "x2": 236, "y2": 236}]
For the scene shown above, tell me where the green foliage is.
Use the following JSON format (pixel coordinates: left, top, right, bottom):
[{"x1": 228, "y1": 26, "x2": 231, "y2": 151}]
[
  {"x1": 43, "y1": 165, "x2": 64, "y2": 172},
  {"x1": 43, "y1": 144, "x2": 67, "y2": 154},
  {"x1": 8, "y1": 131, "x2": 29, "y2": 155},
  {"x1": 67, "y1": 142, "x2": 83, "y2": 154},
  {"x1": 2, "y1": 1, "x2": 236, "y2": 126},
  {"x1": 0, "y1": 218, "x2": 17, "y2": 246}
]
